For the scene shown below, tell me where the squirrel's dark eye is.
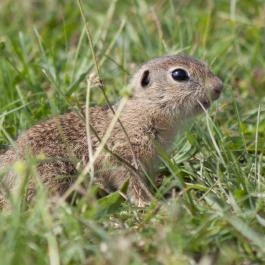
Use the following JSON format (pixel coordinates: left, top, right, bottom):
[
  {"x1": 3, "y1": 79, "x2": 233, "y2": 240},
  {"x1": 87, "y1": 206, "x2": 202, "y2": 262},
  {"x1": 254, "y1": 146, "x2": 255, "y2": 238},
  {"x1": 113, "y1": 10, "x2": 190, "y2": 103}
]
[{"x1": 171, "y1": 68, "x2": 189, "y2": 82}]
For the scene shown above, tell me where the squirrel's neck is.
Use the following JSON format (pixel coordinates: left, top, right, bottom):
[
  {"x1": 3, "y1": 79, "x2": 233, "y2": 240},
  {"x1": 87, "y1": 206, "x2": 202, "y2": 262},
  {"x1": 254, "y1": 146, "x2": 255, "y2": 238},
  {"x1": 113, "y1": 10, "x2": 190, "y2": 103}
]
[{"x1": 119, "y1": 99, "x2": 182, "y2": 149}]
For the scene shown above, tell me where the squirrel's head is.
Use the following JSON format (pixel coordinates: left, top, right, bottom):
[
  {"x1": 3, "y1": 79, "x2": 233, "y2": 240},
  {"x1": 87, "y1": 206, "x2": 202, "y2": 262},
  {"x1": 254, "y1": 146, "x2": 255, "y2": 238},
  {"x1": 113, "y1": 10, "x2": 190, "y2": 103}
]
[{"x1": 129, "y1": 55, "x2": 223, "y2": 118}]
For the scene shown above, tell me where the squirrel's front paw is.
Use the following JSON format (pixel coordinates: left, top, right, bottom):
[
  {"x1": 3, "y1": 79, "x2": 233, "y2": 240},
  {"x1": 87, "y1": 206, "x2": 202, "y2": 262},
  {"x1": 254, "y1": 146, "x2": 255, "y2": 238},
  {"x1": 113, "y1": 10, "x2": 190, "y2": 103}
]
[{"x1": 127, "y1": 181, "x2": 153, "y2": 207}]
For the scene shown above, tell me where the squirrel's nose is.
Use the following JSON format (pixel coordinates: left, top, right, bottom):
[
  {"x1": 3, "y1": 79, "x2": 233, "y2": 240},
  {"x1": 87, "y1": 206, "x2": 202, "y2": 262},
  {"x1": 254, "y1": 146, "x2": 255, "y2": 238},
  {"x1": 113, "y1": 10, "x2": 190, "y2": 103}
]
[{"x1": 211, "y1": 77, "x2": 223, "y2": 100}]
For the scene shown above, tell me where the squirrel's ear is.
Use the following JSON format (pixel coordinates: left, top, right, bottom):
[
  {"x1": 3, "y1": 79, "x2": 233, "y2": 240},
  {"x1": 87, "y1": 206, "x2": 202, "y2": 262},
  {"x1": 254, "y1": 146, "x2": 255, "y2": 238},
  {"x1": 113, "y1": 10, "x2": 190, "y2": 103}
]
[{"x1": 140, "y1": 70, "x2": 150, "y2": 87}]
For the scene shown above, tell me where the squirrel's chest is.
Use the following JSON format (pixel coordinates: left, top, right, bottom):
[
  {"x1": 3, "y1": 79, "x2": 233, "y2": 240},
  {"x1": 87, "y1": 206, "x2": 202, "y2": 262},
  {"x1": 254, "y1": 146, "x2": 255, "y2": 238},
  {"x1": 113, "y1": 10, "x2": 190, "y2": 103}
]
[
  {"x1": 152, "y1": 117, "x2": 180, "y2": 148},
  {"x1": 141, "y1": 120, "x2": 180, "y2": 173}
]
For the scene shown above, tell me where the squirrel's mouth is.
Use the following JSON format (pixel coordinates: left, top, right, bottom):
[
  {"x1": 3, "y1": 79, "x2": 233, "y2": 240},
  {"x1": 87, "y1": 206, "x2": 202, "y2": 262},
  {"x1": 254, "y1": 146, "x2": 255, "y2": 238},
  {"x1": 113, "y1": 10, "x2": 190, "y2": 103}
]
[
  {"x1": 197, "y1": 99, "x2": 211, "y2": 110},
  {"x1": 202, "y1": 100, "x2": 211, "y2": 109}
]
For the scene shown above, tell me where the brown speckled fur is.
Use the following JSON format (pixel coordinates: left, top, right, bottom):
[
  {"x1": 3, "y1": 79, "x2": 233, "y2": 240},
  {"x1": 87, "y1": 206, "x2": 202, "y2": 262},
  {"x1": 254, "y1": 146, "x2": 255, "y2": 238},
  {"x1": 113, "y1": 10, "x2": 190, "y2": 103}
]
[{"x1": 0, "y1": 55, "x2": 223, "y2": 207}]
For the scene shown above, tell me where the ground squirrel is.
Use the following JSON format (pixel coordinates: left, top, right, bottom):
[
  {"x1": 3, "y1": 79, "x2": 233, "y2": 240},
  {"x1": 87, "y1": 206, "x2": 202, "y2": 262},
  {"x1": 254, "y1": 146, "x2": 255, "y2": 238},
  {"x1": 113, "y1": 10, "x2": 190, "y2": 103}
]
[{"x1": 0, "y1": 55, "x2": 223, "y2": 208}]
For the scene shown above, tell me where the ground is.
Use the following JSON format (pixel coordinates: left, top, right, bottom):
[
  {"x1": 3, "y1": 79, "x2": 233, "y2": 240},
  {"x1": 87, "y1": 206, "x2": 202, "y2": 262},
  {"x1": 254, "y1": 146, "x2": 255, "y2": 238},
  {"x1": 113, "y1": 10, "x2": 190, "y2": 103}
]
[{"x1": 0, "y1": 0, "x2": 265, "y2": 264}]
